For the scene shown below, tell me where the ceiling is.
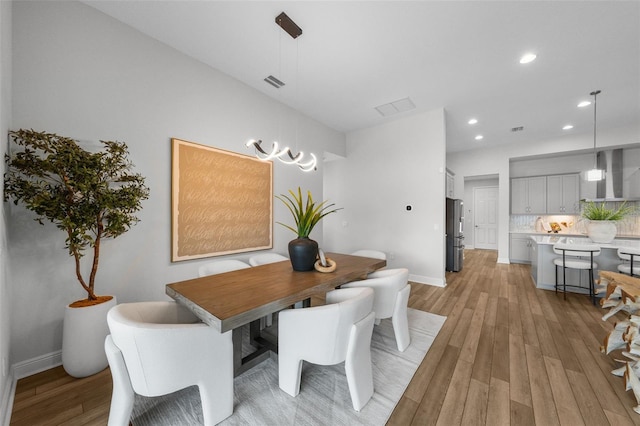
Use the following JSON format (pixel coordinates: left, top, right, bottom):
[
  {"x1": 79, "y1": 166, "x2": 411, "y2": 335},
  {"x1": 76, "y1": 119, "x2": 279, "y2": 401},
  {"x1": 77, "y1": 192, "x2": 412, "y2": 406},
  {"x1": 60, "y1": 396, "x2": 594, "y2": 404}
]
[{"x1": 83, "y1": 1, "x2": 639, "y2": 153}]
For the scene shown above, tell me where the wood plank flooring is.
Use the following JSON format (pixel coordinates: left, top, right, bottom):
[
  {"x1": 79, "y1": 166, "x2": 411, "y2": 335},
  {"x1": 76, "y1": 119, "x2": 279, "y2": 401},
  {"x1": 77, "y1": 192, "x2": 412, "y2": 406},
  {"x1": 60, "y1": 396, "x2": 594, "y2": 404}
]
[{"x1": 10, "y1": 249, "x2": 640, "y2": 425}]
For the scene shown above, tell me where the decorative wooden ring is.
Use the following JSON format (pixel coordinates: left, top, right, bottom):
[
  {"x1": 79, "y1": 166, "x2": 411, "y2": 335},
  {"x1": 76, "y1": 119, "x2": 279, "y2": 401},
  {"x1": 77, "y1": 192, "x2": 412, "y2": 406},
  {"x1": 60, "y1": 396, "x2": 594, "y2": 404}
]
[{"x1": 314, "y1": 258, "x2": 337, "y2": 273}]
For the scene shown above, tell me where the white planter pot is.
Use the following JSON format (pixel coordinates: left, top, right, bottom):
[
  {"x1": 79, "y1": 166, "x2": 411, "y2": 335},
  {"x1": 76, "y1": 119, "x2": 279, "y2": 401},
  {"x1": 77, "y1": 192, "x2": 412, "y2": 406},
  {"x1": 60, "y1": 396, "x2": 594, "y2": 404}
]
[
  {"x1": 62, "y1": 296, "x2": 117, "y2": 378},
  {"x1": 587, "y1": 220, "x2": 617, "y2": 243}
]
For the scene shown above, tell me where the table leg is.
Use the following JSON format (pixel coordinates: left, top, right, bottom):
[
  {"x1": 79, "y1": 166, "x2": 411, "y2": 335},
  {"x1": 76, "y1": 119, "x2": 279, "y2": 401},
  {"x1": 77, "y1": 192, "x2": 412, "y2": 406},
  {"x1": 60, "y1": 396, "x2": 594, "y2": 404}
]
[
  {"x1": 232, "y1": 327, "x2": 243, "y2": 376},
  {"x1": 232, "y1": 320, "x2": 279, "y2": 377}
]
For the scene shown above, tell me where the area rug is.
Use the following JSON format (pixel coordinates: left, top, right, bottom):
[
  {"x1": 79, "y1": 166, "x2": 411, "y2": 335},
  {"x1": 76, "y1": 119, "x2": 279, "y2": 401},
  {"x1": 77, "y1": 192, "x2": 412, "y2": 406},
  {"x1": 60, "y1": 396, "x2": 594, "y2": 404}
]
[{"x1": 131, "y1": 308, "x2": 446, "y2": 426}]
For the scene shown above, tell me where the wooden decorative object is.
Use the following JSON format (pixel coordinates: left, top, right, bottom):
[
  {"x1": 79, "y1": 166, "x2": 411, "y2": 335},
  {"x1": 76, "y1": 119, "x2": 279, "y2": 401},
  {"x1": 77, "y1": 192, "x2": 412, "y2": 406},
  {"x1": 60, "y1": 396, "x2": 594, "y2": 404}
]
[
  {"x1": 599, "y1": 271, "x2": 640, "y2": 414},
  {"x1": 314, "y1": 258, "x2": 337, "y2": 273},
  {"x1": 171, "y1": 138, "x2": 273, "y2": 262}
]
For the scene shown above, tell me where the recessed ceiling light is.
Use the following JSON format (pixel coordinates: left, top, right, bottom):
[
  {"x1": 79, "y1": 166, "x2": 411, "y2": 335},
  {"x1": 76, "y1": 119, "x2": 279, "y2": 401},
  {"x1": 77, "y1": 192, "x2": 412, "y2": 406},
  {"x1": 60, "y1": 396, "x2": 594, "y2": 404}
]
[
  {"x1": 562, "y1": 124, "x2": 574, "y2": 130},
  {"x1": 519, "y1": 53, "x2": 537, "y2": 64},
  {"x1": 468, "y1": 118, "x2": 478, "y2": 125},
  {"x1": 475, "y1": 135, "x2": 484, "y2": 141},
  {"x1": 577, "y1": 101, "x2": 591, "y2": 108}
]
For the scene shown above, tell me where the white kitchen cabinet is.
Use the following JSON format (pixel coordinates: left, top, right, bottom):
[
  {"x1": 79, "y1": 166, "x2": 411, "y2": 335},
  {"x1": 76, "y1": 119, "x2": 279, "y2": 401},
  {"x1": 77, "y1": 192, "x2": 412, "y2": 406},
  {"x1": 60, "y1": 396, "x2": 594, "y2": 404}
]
[
  {"x1": 547, "y1": 174, "x2": 580, "y2": 214},
  {"x1": 510, "y1": 233, "x2": 534, "y2": 264},
  {"x1": 511, "y1": 176, "x2": 547, "y2": 214}
]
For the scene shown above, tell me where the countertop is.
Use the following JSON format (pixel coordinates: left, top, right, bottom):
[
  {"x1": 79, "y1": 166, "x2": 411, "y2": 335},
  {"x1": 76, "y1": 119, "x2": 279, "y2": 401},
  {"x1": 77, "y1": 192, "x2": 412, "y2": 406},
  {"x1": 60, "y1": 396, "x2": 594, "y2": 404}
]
[
  {"x1": 511, "y1": 230, "x2": 640, "y2": 239},
  {"x1": 511, "y1": 230, "x2": 584, "y2": 236},
  {"x1": 529, "y1": 235, "x2": 640, "y2": 249}
]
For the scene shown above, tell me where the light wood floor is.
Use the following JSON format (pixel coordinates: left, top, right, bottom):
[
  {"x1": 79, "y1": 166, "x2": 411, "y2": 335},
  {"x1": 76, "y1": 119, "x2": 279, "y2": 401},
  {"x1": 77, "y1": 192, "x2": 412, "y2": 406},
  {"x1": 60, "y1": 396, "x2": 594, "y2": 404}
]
[{"x1": 10, "y1": 249, "x2": 640, "y2": 425}]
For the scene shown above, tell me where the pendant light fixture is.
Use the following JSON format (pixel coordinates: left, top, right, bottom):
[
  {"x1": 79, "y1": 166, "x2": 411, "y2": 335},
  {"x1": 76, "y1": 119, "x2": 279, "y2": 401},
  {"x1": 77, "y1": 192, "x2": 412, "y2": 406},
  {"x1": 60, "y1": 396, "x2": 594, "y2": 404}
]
[
  {"x1": 246, "y1": 12, "x2": 317, "y2": 172},
  {"x1": 585, "y1": 89, "x2": 604, "y2": 182}
]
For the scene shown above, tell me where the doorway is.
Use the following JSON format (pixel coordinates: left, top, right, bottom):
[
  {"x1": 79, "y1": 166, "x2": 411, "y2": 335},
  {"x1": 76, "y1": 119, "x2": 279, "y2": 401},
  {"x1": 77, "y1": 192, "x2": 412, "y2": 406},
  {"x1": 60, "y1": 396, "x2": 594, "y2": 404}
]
[{"x1": 473, "y1": 186, "x2": 498, "y2": 250}]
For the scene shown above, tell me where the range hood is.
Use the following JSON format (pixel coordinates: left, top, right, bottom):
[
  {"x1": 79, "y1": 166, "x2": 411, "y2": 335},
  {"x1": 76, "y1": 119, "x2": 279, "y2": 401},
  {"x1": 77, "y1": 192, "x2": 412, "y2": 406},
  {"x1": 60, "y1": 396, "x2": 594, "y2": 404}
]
[{"x1": 583, "y1": 148, "x2": 640, "y2": 202}]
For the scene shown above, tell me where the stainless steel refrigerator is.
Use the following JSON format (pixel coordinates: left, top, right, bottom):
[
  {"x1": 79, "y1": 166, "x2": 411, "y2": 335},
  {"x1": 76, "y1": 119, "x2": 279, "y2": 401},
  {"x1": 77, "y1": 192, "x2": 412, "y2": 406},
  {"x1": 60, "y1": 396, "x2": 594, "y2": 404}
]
[{"x1": 446, "y1": 198, "x2": 464, "y2": 272}]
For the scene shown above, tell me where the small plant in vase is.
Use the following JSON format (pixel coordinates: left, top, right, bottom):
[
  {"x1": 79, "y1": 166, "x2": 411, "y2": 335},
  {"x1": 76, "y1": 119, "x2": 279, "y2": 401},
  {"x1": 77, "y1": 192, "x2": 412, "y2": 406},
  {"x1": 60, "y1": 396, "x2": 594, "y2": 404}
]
[
  {"x1": 276, "y1": 187, "x2": 342, "y2": 271},
  {"x1": 581, "y1": 201, "x2": 635, "y2": 243},
  {"x1": 4, "y1": 129, "x2": 150, "y2": 377}
]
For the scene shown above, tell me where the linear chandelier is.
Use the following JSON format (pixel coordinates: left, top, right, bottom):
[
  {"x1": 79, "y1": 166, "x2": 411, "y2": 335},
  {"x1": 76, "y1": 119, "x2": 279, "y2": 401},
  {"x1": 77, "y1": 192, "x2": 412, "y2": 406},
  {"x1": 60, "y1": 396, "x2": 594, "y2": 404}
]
[
  {"x1": 246, "y1": 139, "x2": 317, "y2": 172},
  {"x1": 246, "y1": 12, "x2": 317, "y2": 173}
]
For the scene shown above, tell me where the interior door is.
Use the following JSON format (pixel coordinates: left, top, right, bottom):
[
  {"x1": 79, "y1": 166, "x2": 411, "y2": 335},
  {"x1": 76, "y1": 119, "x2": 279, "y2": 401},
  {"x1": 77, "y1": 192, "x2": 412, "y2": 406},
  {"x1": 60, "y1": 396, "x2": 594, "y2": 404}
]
[{"x1": 474, "y1": 186, "x2": 498, "y2": 250}]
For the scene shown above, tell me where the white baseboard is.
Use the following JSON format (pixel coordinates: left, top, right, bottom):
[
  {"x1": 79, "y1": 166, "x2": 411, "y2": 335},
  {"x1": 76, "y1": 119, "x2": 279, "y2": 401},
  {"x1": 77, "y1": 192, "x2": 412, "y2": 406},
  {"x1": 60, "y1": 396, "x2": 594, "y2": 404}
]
[
  {"x1": 1, "y1": 351, "x2": 63, "y2": 426},
  {"x1": 497, "y1": 257, "x2": 510, "y2": 264},
  {"x1": 13, "y1": 350, "x2": 62, "y2": 380},
  {"x1": 1, "y1": 372, "x2": 15, "y2": 426},
  {"x1": 410, "y1": 274, "x2": 445, "y2": 287}
]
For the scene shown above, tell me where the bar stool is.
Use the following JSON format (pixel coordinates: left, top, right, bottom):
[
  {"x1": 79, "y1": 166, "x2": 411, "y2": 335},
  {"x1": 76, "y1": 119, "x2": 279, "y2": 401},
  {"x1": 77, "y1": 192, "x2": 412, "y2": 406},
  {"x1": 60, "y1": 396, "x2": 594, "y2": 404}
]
[
  {"x1": 553, "y1": 242, "x2": 601, "y2": 305},
  {"x1": 618, "y1": 247, "x2": 640, "y2": 277}
]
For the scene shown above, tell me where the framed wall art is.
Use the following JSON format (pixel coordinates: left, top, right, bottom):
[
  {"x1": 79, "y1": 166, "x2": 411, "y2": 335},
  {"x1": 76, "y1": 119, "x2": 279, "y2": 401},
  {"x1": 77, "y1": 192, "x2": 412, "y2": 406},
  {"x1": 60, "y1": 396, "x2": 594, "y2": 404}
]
[{"x1": 171, "y1": 138, "x2": 273, "y2": 262}]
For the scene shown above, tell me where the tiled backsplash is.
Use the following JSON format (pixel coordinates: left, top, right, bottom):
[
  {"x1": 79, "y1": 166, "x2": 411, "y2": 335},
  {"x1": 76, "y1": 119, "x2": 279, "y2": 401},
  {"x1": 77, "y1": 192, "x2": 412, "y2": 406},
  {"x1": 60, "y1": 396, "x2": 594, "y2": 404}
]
[{"x1": 510, "y1": 214, "x2": 640, "y2": 236}]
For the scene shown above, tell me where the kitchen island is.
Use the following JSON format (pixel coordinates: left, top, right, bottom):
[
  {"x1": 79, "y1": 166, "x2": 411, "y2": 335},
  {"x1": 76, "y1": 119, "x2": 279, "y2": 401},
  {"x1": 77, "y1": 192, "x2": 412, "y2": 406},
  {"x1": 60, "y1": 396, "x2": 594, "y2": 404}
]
[{"x1": 529, "y1": 236, "x2": 640, "y2": 294}]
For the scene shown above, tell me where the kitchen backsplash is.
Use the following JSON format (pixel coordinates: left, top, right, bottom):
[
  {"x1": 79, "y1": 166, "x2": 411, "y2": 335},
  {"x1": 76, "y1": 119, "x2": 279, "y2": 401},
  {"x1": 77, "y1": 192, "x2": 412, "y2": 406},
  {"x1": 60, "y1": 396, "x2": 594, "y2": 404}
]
[{"x1": 510, "y1": 214, "x2": 640, "y2": 236}]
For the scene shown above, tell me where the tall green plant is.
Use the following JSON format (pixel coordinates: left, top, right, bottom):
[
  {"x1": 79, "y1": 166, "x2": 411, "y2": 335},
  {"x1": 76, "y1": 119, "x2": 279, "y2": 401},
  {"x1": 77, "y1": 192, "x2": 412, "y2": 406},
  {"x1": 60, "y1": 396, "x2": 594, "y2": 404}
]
[
  {"x1": 4, "y1": 129, "x2": 150, "y2": 301},
  {"x1": 275, "y1": 187, "x2": 342, "y2": 238},
  {"x1": 581, "y1": 201, "x2": 635, "y2": 221}
]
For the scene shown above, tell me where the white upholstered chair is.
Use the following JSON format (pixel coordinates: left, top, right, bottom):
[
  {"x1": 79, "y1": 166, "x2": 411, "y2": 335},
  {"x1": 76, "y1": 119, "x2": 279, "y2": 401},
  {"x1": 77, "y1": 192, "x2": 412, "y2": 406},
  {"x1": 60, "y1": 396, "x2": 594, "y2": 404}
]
[
  {"x1": 553, "y1": 242, "x2": 600, "y2": 305},
  {"x1": 278, "y1": 287, "x2": 376, "y2": 411},
  {"x1": 198, "y1": 259, "x2": 250, "y2": 277},
  {"x1": 351, "y1": 249, "x2": 387, "y2": 260},
  {"x1": 248, "y1": 253, "x2": 288, "y2": 266},
  {"x1": 342, "y1": 268, "x2": 411, "y2": 351},
  {"x1": 105, "y1": 301, "x2": 233, "y2": 426},
  {"x1": 618, "y1": 247, "x2": 640, "y2": 277}
]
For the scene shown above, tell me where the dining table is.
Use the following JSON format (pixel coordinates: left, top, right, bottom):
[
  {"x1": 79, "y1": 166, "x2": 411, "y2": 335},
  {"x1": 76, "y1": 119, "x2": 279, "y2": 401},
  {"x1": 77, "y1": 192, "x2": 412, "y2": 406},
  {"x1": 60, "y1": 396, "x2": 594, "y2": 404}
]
[{"x1": 166, "y1": 252, "x2": 386, "y2": 375}]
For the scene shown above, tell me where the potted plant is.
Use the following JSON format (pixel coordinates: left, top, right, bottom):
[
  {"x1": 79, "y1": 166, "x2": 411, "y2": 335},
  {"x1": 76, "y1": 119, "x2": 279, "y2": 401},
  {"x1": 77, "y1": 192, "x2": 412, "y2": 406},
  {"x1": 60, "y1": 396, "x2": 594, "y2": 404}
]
[
  {"x1": 581, "y1": 201, "x2": 635, "y2": 243},
  {"x1": 4, "y1": 129, "x2": 149, "y2": 377},
  {"x1": 276, "y1": 187, "x2": 341, "y2": 271}
]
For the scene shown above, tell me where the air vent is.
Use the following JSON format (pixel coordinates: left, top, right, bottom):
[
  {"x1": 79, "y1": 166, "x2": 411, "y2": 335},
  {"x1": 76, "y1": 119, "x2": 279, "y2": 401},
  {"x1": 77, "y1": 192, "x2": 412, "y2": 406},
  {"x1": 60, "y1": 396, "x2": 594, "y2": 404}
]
[
  {"x1": 264, "y1": 75, "x2": 285, "y2": 89},
  {"x1": 511, "y1": 126, "x2": 524, "y2": 132},
  {"x1": 375, "y1": 97, "x2": 416, "y2": 117}
]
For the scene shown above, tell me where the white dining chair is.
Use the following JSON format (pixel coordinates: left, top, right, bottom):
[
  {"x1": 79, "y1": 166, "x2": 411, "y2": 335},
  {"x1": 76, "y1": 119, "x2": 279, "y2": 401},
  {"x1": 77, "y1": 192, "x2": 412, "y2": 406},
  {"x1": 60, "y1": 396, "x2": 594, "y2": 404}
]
[
  {"x1": 198, "y1": 259, "x2": 250, "y2": 277},
  {"x1": 105, "y1": 301, "x2": 233, "y2": 426},
  {"x1": 278, "y1": 287, "x2": 376, "y2": 411},
  {"x1": 618, "y1": 247, "x2": 640, "y2": 277},
  {"x1": 342, "y1": 268, "x2": 411, "y2": 351},
  {"x1": 553, "y1": 242, "x2": 600, "y2": 305},
  {"x1": 248, "y1": 253, "x2": 288, "y2": 266},
  {"x1": 351, "y1": 249, "x2": 387, "y2": 260}
]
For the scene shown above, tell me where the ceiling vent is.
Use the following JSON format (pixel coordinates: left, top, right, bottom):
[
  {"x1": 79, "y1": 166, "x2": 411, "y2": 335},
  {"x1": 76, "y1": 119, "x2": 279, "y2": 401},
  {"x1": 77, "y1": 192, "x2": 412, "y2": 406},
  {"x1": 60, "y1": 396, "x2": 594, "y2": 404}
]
[
  {"x1": 511, "y1": 126, "x2": 524, "y2": 132},
  {"x1": 264, "y1": 75, "x2": 285, "y2": 89},
  {"x1": 375, "y1": 97, "x2": 416, "y2": 117}
]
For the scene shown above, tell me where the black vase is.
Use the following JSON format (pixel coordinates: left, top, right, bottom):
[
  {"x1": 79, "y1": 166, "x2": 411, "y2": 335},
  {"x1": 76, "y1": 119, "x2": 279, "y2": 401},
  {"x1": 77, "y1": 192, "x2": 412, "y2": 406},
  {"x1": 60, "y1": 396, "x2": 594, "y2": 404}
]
[{"x1": 288, "y1": 238, "x2": 319, "y2": 271}]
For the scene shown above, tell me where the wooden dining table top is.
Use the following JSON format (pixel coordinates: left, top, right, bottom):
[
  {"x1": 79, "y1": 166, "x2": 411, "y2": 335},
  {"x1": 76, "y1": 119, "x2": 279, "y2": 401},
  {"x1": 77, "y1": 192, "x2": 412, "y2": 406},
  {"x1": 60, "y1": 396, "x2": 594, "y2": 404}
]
[{"x1": 166, "y1": 252, "x2": 386, "y2": 333}]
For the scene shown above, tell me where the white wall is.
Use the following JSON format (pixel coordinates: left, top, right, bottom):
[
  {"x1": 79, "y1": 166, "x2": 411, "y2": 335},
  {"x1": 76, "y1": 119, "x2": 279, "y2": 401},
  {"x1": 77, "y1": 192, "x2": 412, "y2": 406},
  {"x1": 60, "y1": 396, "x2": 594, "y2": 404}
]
[
  {"x1": 9, "y1": 1, "x2": 344, "y2": 367},
  {"x1": 0, "y1": 0, "x2": 12, "y2": 421},
  {"x1": 448, "y1": 124, "x2": 640, "y2": 263},
  {"x1": 323, "y1": 109, "x2": 447, "y2": 286}
]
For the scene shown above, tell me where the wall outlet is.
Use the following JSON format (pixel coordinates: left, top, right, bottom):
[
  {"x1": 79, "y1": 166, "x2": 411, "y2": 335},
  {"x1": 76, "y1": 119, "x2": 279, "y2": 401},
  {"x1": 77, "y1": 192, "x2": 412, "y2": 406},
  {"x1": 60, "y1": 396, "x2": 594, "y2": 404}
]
[{"x1": 389, "y1": 252, "x2": 395, "y2": 260}]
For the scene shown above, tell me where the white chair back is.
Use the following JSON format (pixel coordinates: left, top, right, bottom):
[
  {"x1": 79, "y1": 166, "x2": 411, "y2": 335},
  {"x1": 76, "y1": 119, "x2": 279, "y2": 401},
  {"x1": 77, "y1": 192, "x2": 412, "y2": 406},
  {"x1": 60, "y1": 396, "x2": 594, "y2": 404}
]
[
  {"x1": 553, "y1": 242, "x2": 601, "y2": 258},
  {"x1": 342, "y1": 268, "x2": 411, "y2": 351},
  {"x1": 351, "y1": 249, "x2": 387, "y2": 260},
  {"x1": 249, "y1": 253, "x2": 288, "y2": 266},
  {"x1": 360, "y1": 268, "x2": 409, "y2": 318},
  {"x1": 198, "y1": 259, "x2": 250, "y2": 277},
  {"x1": 618, "y1": 246, "x2": 640, "y2": 261},
  {"x1": 105, "y1": 301, "x2": 233, "y2": 425},
  {"x1": 278, "y1": 287, "x2": 375, "y2": 411}
]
